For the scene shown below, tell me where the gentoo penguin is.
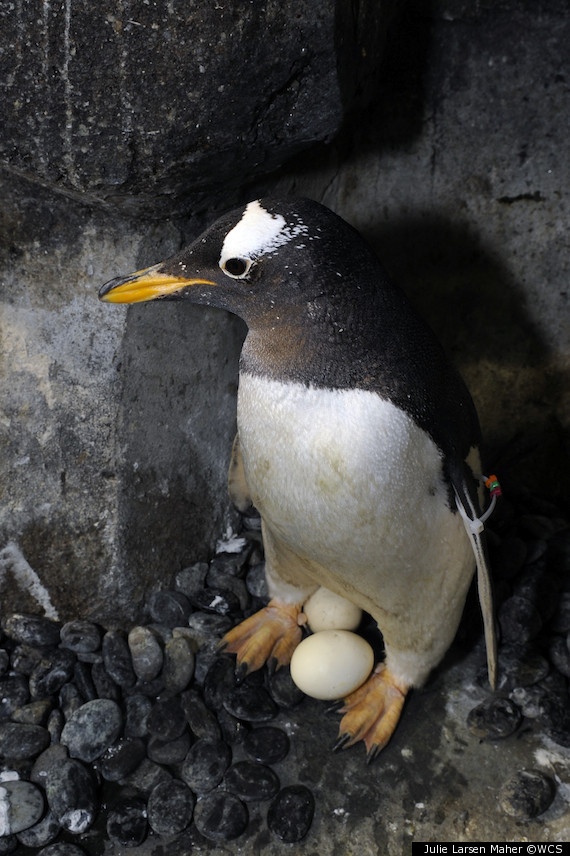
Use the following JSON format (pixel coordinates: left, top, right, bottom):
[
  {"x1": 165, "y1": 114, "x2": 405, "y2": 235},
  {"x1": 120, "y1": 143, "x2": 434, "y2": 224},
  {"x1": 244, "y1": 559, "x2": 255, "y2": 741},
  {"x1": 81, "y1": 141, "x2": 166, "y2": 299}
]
[{"x1": 99, "y1": 198, "x2": 497, "y2": 760}]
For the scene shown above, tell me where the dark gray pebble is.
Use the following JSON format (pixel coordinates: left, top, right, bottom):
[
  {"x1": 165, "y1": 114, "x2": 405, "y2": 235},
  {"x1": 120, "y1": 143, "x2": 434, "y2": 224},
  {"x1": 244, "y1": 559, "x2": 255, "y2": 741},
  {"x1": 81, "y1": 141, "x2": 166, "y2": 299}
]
[
  {"x1": 217, "y1": 708, "x2": 249, "y2": 745},
  {"x1": 509, "y1": 685, "x2": 548, "y2": 719},
  {"x1": 467, "y1": 697, "x2": 522, "y2": 740},
  {"x1": 72, "y1": 662, "x2": 97, "y2": 703},
  {"x1": 188, "y1": 611, "x2": 234, "y2": 640},
  {"x1": 0, "y1": 779, "x2": 45, "y2": 836},
  {"x1": 499, "y1": 769, "x2": 555, "y2": 819},
  {"x1": 91, "y1": 660, "x2": 121, "y2": 701},
  {"x1": 130, "y1": 676, "x2": 165, "y2": 698},
  {"x1": 30, "y1": 744, "x2": 69, "y2": 787},
  {"x1": 194, "y1": 638, "x2": 226, "y2": 684},
  {"x1": 59, "y1": 683, "x2": 85, "y2": 720},
  {"x1": 106, "y1": 797, "x2": 148, "y2": 847},
  {"x1": 37, "y1": 846, "x2": 88, "y2": 856},
  {"x1": 124, "y1": 694, "x2": 152, "y2": 738},
  {"x1": 203, "y1": 657, "x2": 238, "y2": 710},
  {"x1": 12, "y1": 699, "x2": 52, "y2": 726},
  {"x1": 162, "y1": 635, "x2": 195, "y2": 693},
  {"x1": 190, "y1": 587, "x2": 241, "y2": 617},
  {"x1": 223, "y1": 684, "x2": 278, "y2": 723},
  {"x1": 0, "y1": 837, "x2": 17, "y2": 855},
  {"x1": 60, "y1": 621, "x2": 101, "y2": 654},
  {"x1": 102, "y1": 630, "x2": 137, "y2": 688},
  {"x1": 0, "y1": 722, "x2": 50, "y2": 761},
  {"x1": 0, "y1": 649, "x2": 9, "y2": 677},
  {"x1": 536, "y1": 695, "x2": 570, "y2": 747},
  {"x1": 0, "y1": 675, "x2": 30, "y2": 719},
  {"x1": 127, "y1": 626, "x2": 164, "y2": 682},
  {"x1": 268, "y1": 667, "x2": 306, "y2": 708},
  {"x1": 147, "y1": 696, "x2": 187, "y2": 741},
  {"x1": 2, "y1": 614, "x2": 61, "y2": 647},
  {"x1": 245, "y1": 563, "x2": 269, "y2": 599},
  {"x1": 149, "y1": 590, "x2": 193, "y2": 627},
  {"x1": 147, "y1": 731, "x2": 192, "y2": 765},
  {"x1": 193, "y1": 791, "x2": 248, "y2": 841},
  {"x1": 29, "y1": 649, "x2": 76, "y2": 699},
  {"x1": 47, "y1": 708, "x2": 65, "y2": 743},
  {"x1": 244, "y1": 726, "x2": 290, "y2": 764},
  {"x1": 174, "y1": 562, "x2": 209, "y2": 598},
  {"x1": 224, "y1": 760, "x2": 280, "y2": 801},
  {"x1": 16, "y1": 810, "x2": 61, "y2": 848},
  {"x1": 147, "y1": 779, "x2": 195, "y2": 836},
  {"x1": 548, "y1": 636, "x2": 570, "y2": 677},
  {"x1": 10, "y1": 644, "x2": 43, "y2": 676},
  {"x1": 181, "y1": 738, "x2": 231, "y2": 793},
  {"x1": 180, "y1": 689, "x2": 222, "y2": 741},
  {"x1": 551, "y1": 593, "x2": 570, "y2": 633},
  {"x1": 98, "y1": 737, "x2": 146, "y2": 781},
  {"x1": 206, "y1": 568, "x2": 250, "y2": 611},
  {"x1": 61, "y1": 699, "x2": 123, "y2": 762},
  {"x1": 267, "y1": 784, "x2": 315, "y2": 842},
  {"x1": 498, "y1": 596, "x2": 542, "y2": 643},
  {"x1": 210, "y1": 550, "x2": 250, "y2": 575},
  {"x1": 44, "y1": 757, "x2": 97, "y2": 834},
  {"x1": 120, "y1": 757, "x2": 172, "y2": 795}
]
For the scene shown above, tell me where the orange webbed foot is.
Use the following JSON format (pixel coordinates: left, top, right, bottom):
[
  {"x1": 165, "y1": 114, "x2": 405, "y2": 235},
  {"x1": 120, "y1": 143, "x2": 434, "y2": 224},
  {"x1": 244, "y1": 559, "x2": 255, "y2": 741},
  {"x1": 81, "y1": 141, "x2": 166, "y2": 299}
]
[
  {"x1": 219, "y1": 599, "x2": 305, "y2": 677},
  {"x1": 335, "y1": 663, "x2": 407, "y2": 762}
]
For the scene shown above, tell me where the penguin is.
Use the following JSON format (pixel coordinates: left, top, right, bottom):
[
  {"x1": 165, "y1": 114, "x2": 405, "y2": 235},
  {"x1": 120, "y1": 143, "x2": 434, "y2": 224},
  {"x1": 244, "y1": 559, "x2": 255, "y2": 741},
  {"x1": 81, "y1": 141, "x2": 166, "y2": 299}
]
[{"x1": 99, "y1": 197, "x2": 497, "y2": 760}]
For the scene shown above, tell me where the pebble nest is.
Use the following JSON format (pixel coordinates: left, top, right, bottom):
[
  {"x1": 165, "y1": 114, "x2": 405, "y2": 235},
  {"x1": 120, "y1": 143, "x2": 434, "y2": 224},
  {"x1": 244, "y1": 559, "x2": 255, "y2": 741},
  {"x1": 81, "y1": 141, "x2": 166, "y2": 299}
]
[{"x1": 0, "y1": 486, "x2": 569, "y2": 851}]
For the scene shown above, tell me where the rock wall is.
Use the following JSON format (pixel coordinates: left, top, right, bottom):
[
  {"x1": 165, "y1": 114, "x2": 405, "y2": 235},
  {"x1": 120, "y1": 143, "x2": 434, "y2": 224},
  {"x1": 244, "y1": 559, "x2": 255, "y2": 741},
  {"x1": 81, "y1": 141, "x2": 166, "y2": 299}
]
[{"x1": 0, "y1": 0, "x2": 392, "y2": 621}]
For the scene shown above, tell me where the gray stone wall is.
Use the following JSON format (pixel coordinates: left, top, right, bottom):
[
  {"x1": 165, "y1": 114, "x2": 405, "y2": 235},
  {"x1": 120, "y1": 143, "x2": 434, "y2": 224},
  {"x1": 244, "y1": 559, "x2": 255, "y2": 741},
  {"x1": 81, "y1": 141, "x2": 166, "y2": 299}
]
[{"x1": 0, "y1": 0, "x2": 391, "y2": 621}]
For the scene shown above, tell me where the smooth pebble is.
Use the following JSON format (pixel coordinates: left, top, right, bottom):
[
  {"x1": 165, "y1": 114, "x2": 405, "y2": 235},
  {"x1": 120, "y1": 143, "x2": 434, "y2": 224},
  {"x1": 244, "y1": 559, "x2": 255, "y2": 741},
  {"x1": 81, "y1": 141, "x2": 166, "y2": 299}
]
[
  {"x1": 44, "y1": 758, "x2": 97, "y2": 834},
  {"x1": 243, "y1": 726, "x2": 290, "y2": 765},
  {"x1": 467, "y1": 697, "x2": 522, "y2": 739},
  {"x1": 61, "y1": 699, "x2": 123, "y2": 762},
  {"x1": 499, "y1": 769, "x2": 555, "y2": 818},
  {"x1": 127, "y1": 626, "x2": 163, "y2": 681},
  {"x1": 224, "y1": 760, "x2": 280, "y2": 801},
  {"x1": 106, "y1": 797, "x2": 148, "y2": 847},
  {"x1": 148, "y1": 590, "x2": 193, "y2": 628},
  {"x1": 60, "y1": 621, "x2": 101, "y2": 654},
  {"x1": 267, "y1": 784, "x2": 315, "y2": 842},
  {"x1": 102, "y1": 630, "x2": 137, "y2": 688},
  {"x1": 0, "y1": 779, "x2": 45, "y2": 836},
  {"x1": 0, "y1": 722, "x2": 50, "y2": 761},
  {"x1": 193, "y1": 791, "x2": 248, "y2": 841},
  {"x1": 147, "y1": 779, "x2": 195, "y2": 836},
  {"x1": 180, "y1": 738, "x2": 231, "y2": 793}
]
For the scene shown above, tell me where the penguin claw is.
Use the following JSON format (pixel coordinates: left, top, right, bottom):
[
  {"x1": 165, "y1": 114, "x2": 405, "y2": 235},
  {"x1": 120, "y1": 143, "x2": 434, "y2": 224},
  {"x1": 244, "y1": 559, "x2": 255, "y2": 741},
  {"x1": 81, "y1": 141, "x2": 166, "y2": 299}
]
[
  {"x1": 220, "y1": 599, "x2": 303, "y2": 675},
  {"x1": 335, "y1": 663, "x2": 407, "y2": 761}
]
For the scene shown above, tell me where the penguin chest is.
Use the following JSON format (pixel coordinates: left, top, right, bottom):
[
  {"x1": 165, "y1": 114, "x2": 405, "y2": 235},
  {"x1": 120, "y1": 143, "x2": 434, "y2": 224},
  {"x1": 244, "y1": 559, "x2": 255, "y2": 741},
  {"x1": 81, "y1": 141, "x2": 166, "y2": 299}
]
[{"x1": 236, "y1": 372, "x2": 457, "y2": 573}]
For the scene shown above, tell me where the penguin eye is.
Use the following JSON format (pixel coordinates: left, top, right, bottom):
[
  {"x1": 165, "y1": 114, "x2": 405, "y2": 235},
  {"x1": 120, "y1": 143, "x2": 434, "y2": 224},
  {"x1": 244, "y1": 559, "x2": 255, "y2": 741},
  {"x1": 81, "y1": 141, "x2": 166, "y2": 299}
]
[{"x1": 221, "y1": 257, "x2": 252, "y2": 279}]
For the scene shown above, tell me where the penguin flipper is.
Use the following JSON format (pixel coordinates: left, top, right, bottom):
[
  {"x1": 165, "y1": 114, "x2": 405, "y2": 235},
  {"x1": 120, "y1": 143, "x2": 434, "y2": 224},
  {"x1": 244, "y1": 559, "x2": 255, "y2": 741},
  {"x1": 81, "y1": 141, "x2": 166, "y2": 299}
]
[
  {"x1": 335, "y1": 663, "x2": 407, "y2": 762},
  {"x1": 452, "y1": 469, "x2": 497, "y2": 690}
]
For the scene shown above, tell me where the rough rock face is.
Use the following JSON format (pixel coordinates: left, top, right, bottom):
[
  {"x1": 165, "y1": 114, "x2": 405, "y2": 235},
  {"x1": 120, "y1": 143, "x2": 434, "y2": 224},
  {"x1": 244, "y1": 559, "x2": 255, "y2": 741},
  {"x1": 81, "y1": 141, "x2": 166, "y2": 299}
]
[
  {"x1": 0, "y1": 0, "x2": 391, "y2": 215},
  {"x1": 0, "y1": 0, "x2": 395, "y2": 621}
]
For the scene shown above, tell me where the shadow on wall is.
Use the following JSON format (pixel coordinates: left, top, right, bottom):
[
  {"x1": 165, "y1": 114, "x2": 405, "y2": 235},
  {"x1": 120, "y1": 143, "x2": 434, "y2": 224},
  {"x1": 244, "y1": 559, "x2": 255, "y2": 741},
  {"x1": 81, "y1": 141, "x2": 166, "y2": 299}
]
[{"x1": 363, "y1": 214, "x2": 569, "y2": 510}]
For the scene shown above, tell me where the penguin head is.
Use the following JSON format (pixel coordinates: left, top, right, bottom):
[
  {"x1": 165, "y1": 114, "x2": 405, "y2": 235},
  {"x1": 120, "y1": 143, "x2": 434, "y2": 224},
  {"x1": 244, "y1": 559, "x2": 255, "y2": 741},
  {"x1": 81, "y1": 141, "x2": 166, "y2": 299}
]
[{"x1": 99, "y1": 198, "x2": 379, "y2": 328}]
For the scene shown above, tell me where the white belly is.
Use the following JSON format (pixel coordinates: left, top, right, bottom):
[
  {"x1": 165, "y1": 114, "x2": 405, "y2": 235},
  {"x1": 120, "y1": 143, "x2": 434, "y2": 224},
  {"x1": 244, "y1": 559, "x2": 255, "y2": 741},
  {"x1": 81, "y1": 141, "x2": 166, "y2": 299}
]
[{"x1": 236, "y1": 372, "x2": 475, "y2": 683}]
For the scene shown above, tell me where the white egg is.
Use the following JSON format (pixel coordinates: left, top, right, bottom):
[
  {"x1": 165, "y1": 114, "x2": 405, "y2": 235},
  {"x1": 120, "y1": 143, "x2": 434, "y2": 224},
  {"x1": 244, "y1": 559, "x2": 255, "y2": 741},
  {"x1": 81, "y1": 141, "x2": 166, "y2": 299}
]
[
  {"x1": 303, "y1": 586, "x2": 362, "y2": 632},
  {"x1": 290, "y1": 630, "x2": 374, "y2": 700}
]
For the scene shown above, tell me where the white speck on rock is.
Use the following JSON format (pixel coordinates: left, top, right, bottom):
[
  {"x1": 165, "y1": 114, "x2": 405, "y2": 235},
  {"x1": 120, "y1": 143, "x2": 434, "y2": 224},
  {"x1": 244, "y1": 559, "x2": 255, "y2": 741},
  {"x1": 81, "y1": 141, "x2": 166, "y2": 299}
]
[{"x1": 62, "y1": 808, "x2": 92, "y2": 833}]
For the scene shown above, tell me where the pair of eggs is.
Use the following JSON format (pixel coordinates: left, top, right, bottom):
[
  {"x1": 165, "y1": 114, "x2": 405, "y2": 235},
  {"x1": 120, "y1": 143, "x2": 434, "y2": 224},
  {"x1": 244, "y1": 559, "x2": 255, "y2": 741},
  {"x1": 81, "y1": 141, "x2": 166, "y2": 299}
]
[{"x1": 289, "y1": 587, "x2": 374, "y2": 700}]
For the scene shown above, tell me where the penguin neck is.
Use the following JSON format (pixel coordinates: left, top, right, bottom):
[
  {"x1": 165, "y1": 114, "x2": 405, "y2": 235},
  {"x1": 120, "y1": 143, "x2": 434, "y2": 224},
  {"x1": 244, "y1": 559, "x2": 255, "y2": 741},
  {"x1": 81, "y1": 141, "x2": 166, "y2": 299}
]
[{"x1": 239, "y1": 296, "x2": 375, "y2": 390}]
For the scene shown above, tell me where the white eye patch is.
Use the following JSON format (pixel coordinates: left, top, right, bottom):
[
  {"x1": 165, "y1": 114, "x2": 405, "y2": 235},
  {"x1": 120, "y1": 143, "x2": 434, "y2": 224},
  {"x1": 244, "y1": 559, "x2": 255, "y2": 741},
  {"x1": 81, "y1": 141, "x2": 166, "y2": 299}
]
[{"x1": 219, "y1": 200, "x2": 308, "y2": 270}]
